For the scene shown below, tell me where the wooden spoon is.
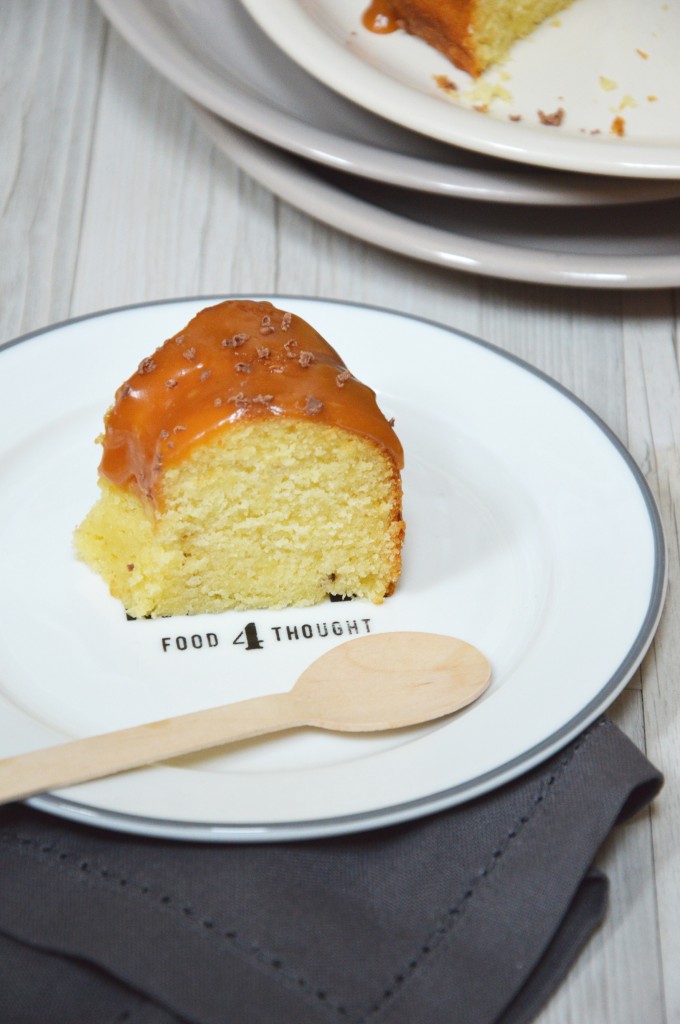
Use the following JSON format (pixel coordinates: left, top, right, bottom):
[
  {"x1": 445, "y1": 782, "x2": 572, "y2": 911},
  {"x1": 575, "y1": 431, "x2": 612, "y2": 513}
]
[{"x1": 0, "y1": 632, "x2": 490, "y2": 805}]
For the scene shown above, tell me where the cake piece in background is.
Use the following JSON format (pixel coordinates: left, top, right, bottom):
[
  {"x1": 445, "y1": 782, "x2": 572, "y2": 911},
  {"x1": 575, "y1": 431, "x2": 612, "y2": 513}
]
[
  {"x1": 74, "y1": 299, "x2": 404, "y2": 618},
  {"x1": 363, "y1": 0, "x2": 575, "y2": 77}
]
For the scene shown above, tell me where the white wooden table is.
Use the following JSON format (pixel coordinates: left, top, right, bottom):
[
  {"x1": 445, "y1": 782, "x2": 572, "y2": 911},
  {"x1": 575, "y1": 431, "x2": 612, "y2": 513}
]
[{"x1": 2, "y1": 4, "x2": 679, "y2": 1021}]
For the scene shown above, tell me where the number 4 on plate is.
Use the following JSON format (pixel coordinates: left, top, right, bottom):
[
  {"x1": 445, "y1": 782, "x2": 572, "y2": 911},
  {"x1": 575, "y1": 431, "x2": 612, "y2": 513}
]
[{"x1": 233, "y1": 622, "x2": 264, "y2": 650}]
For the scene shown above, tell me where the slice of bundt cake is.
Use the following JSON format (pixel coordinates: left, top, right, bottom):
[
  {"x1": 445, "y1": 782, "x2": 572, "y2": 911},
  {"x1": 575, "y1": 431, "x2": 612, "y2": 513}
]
[
  {"x1": 74, "y1": 300, "x2": 405, "y2": 618},
  {"x1": 363, "y1": 0, "x2": 575, "y2": 78}
]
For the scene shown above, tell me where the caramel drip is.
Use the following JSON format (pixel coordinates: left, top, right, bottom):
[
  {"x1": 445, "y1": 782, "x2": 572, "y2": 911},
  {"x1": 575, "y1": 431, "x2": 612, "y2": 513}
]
[
  {"x1": 99, "y1": 300, "x2": 404, "y2": 506},
  {"x1": 361, "y1": 0, "x2": 399, "y2": 33}
]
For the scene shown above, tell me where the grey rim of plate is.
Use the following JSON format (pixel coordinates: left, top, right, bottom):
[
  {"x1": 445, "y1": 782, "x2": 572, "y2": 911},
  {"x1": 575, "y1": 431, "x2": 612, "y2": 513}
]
[
  {"x1": 95, "y1": 0, "x2": 680, "y2": 207},
  {"x1": 193, "y1": 106, "x2": 680, "y2": 290},
  {"x1": 0, "y1": 295, "x2": 665, "y2": 843}
]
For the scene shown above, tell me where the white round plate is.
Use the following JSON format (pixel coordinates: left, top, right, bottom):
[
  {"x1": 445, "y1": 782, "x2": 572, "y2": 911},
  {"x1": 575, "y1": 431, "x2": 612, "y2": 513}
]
[
  {"x1": 195, "y1": 107, "x2": 680, "y2": 290},
  {"x1": 0, "y1": 298, "x2": 665, "y2": 841},
  {"x1": 95, "y1": 0, "x2": 680, "y2": 205},
  {"x1": 240, "y1": 0, "x2": 680, "y2": 178}
]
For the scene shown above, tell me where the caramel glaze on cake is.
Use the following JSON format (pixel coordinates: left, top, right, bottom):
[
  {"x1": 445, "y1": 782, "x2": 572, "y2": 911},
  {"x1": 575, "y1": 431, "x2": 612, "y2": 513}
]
[
  {"x1": 101, "y1": 299, "x2": 404, "y2": 510},
  {"x1": 362, "y1": 0, "x2": 574, "y2": 79},
  {"x1": 363, "y1": 0, "x2": 480, "y2": 76}
]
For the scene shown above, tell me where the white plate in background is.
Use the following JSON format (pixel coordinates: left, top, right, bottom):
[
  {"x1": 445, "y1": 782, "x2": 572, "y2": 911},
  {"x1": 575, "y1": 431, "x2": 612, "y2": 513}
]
[
  {"x1": 96, "y1": 0, "x2": 680, "y2": 203},
  {"x1": 240, "y1": 0, "x2": 680, "y2": 177},
  {"x1": 0, "y1": 297, "x2": 665, "y2": 840}
]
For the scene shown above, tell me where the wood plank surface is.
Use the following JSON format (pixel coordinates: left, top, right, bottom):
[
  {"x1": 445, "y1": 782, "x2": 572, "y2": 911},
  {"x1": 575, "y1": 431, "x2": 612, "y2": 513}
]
[{"x1": 1, "y1": 3, "x2": 678, "y2": 1022}]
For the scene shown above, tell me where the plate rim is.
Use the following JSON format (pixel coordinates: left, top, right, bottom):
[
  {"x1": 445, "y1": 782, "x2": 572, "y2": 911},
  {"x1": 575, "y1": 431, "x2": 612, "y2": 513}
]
[
  {"x1": 1, "y1": 294, "x2": 667, "y2": 842},
  {"x1": 193, "y1": 108, "x2": 680, "y2": 290}
]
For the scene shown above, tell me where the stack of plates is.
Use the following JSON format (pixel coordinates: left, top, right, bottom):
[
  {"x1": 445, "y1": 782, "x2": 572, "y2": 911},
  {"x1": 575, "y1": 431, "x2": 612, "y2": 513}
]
[{"x1": 97, "y1": 0, "x2": 680, "y2": 287}]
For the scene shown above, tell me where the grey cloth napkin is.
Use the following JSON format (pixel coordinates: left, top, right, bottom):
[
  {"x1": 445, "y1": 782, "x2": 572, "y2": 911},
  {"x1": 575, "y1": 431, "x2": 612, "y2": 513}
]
[{"x1": 0, "y1": 717, "x2": 662, "y2": 1024}]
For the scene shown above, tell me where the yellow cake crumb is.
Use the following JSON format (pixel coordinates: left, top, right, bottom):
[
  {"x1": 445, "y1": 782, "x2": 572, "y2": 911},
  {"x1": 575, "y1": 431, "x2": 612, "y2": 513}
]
[{"x1": 75, "y1": 421, "x2": 404, "y2": 618}]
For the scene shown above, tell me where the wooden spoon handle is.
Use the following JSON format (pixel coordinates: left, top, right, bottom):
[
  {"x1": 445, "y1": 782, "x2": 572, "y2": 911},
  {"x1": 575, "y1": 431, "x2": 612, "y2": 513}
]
[{"x1": 0, "y1": 691, "x2": 299, "y2": 805}]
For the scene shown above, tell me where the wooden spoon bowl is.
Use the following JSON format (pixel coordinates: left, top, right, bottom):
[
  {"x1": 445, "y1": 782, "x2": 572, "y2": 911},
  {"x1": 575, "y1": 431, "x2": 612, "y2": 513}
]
[{"x1": 293, "y1": 631, "x2": 490, "y2": 731}]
